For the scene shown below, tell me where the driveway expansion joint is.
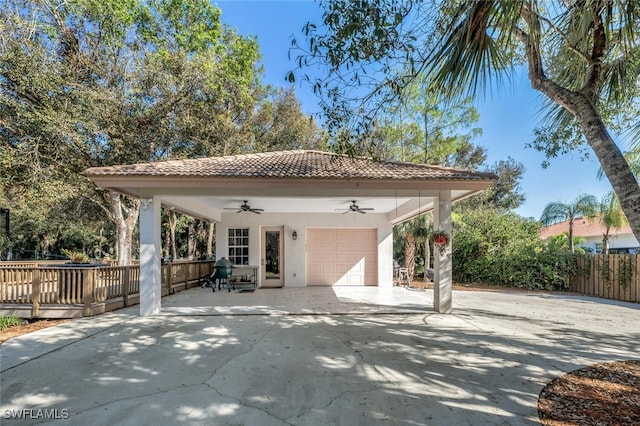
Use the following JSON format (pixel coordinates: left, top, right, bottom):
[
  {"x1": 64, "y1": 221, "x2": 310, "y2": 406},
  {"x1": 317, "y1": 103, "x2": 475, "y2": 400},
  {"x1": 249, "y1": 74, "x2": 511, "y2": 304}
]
[{"x1": 0, "y1": 322, "x2": 121, "y2": 373}]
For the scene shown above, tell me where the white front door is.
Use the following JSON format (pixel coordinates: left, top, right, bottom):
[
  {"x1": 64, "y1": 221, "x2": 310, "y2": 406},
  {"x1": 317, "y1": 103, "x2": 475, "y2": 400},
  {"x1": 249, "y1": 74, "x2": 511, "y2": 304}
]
[{"x1": 261, "y1": 226, "x2": 284, "y2": 287}]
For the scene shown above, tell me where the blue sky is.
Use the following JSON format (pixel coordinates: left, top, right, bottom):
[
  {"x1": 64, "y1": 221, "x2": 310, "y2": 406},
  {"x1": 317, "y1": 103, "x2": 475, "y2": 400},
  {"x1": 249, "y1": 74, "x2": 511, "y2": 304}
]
[{"x1": 215, "y1": 0, "x2": 616, "y2": 219}]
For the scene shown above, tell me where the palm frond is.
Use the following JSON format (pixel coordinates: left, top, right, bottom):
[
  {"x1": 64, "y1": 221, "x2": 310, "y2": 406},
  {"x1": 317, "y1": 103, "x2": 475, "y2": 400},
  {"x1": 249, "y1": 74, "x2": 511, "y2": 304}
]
[
  {"x1": 540, "y1": 193, "x2": 598, "y2": 225},
  {"x1": 540, "y1": 201, "x2": 570, "y2": 226},
  {"x1": 600, "y1": 190, "x2": 628, "y2": 230},
  {"x1": 600, "y1": 48, "x2": 640, "y2": 105},
  {"x1": 428, "y1": 1, "x2": 523, "y2": 100}
]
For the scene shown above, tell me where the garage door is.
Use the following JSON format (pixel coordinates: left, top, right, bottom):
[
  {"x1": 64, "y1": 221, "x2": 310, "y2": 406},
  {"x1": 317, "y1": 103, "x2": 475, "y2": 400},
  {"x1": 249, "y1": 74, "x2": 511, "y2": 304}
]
[{"x1": 306, "y1": 228, "x2": 378, "y2": 286}]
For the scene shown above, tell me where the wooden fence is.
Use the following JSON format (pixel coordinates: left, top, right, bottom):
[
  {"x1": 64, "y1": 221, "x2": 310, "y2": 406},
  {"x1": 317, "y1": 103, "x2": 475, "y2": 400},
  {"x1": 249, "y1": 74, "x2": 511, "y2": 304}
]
[
  {"x1": 0, "y1": 260, "x2": 214, "y2": 318},
  {"x1": 570, "y1": 254, "x2": 640, "y2": 303}
]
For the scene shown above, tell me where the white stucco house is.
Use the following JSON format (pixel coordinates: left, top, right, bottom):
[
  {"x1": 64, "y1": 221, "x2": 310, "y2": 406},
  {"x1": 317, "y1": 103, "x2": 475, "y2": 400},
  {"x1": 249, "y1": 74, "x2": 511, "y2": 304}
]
[
  {"x1": 83, "y1": 150, "x2": 495, "y2": 316},
  {"x1": 540, "y1": 217, "x2": 640, "y2": 253}
]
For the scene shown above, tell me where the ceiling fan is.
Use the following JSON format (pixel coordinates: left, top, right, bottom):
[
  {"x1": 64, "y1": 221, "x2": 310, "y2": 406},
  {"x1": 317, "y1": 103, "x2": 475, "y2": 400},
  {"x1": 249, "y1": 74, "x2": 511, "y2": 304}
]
[
  {"x1": 225, "y1": 201, "x2": 264, "y2": 214},
  {"x1": 337, "y1": 200, "x2": 374, "y2": 214}
]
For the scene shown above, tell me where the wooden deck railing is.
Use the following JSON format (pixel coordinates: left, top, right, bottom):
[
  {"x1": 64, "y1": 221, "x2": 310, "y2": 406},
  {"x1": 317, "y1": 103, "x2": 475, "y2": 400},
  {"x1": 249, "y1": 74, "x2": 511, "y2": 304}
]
[
  {"x1": 570, "y1": 254, "x2": 640, "y2": 303},
  {"x1": 0, "y1": 260, "x2": 214, "y2": 318}
]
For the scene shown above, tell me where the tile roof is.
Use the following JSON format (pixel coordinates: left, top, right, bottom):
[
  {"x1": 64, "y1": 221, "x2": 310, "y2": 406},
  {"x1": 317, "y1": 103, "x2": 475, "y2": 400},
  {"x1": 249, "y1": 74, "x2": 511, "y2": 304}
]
[
  {"x1": 540, "y1": 217, "x2": 633, "y2": 239},
  {"x1": 83, "y1": 150, "x2": 496, "y2": 181}
]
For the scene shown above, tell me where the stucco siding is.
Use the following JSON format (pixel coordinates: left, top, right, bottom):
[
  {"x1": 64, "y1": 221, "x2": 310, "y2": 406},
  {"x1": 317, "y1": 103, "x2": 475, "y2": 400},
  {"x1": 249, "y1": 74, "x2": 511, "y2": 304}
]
[
  {"x1": 580, "y1": 233, "x2": 640, "y2": 253},
  {"x1": 216, "y1": 212, "x2": 394, "y2": 288}
]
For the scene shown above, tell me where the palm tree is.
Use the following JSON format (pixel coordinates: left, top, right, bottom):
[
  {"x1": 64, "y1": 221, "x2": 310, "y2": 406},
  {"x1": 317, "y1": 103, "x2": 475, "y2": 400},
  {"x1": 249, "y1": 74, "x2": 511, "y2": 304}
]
[
  {"x1": 397, "y1": 218, "x2": 419, "y2": 282},
  {"x1": 412, "y1": 218, "x2": 432, "y2": 283},
  {"x1": 418, "y1": 215, "x2": 434, "y2": 283},
  {"x1": 426, "y1": 1, "x2": 640, "y2": 243},
  {"x1": 541, "y1": 194, "x2": 598, "y2": 253},
  {"x1": 599, "y1": 191, "x2": 628, "y2": 254},
  {"x1": 396, "y1": 216, "x2": 432, "y2": 282},
  {"x1": 404, "y1": 231, "x2": 416, "y2": 281},
  {"x1": 301, "y1": 0, "x2": 640, "y2": 241}
]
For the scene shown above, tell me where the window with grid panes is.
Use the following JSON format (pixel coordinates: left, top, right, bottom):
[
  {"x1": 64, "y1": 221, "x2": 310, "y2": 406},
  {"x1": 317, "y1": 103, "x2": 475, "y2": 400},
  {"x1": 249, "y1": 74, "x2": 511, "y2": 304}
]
[{"x1": 228, "y1": 228, "x2": 249, "y2": 265}]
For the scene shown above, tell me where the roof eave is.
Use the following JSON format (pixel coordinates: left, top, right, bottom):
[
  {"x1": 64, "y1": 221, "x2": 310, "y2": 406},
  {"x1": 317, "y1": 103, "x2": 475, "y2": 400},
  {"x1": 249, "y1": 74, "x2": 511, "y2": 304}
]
[{"x1": 86, "y1": 175, "x2": 495, "y2": 197}]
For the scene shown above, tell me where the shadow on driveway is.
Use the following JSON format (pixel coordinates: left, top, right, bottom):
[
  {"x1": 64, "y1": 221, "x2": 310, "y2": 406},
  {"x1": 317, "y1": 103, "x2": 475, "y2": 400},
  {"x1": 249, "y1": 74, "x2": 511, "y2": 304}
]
[{"x1": 1, "y1": 287, "x2": 638, "y2": 425}]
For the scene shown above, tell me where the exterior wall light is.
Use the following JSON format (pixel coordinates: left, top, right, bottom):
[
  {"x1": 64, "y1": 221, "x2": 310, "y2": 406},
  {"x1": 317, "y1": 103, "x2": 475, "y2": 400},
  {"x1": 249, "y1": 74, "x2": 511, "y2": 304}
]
[{"x1": 292, "y1": 230, "x2": 298, "y2": 240}]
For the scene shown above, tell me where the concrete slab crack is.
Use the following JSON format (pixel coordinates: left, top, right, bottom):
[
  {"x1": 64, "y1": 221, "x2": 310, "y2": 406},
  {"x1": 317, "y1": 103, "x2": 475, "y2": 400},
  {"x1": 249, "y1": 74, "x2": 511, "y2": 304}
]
[
  {"x1": 318, "y1": 317, "x2": 403, "y2": 384},
  {"x1": 204, "y1": 319, "x2": 278, "y2": 384},
  {"x1": 285, "y1": 383, "x2": 381, "y2": 424},
  {"x1": 200, "y1": 319, "x2": 293, "y2": 425},
  {"x1": 1, "y1": 323, "x2": 122, "y2": 373}
]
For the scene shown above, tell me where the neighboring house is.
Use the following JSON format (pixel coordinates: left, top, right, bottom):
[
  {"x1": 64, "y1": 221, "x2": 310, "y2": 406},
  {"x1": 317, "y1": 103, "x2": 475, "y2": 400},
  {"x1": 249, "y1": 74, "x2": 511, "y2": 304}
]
[
  {"x1": 540, "y1": 217, "x2": 640, "y2": 253},
  {"x1": 84, "y1": 150, "x2": 495, "y2": 315}
]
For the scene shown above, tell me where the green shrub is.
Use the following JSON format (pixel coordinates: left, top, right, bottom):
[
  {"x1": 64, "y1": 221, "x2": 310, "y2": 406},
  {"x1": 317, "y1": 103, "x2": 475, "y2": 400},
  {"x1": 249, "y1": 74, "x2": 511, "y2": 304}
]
[
  {"x1": 0, "y1": 314, "x2": 25, "y2": 331},
  {"x1": 457, "y1": 246, "x2": 578, "y2": 290},
  {"x1": 453, "y1": 208, "x2": 579, "y2": 290}
]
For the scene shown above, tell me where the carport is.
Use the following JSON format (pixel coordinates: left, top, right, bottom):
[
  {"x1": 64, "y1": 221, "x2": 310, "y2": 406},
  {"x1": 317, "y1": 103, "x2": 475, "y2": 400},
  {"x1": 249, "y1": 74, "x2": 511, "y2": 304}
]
[{"x1": 83, "y1": 150, "x2": 495, "y2": 316}]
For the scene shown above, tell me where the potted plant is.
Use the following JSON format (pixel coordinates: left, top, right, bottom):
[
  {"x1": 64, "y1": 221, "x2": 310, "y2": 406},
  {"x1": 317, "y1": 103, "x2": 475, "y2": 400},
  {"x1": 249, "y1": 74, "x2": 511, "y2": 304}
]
[
  {"x1": 432, "y1": 230, "x2": 449, "y2": 255},
  {"x1": 62, "y1": 249, "x2": 90, "y2": 264}
]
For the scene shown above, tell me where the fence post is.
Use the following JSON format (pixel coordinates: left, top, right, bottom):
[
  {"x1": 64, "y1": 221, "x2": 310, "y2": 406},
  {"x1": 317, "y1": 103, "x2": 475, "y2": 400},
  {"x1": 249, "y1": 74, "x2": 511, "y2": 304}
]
[
  {"x1": 31, "y1": 268, "x2": 41, "y2": 318},
  {"x1": 166, "y1": 264, "x2": 173, "y2": 294},
  {"x1": 123, "y1": 266, "x2": 130, "y2": 307},
  {"x1": 629, "y1": 254, "x2": 640, "y2": 302},
  {"x1": 83, "y1": 269, "x2": 95, "y2": 317},
  {"x1": 200, "y1": 262, "x2": 207, "y2": 284}
]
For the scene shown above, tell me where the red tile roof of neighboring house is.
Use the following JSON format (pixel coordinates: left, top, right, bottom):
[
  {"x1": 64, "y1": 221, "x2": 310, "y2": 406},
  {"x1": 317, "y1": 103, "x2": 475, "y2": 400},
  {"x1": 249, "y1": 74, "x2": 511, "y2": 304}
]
[
  {"x1": 83, "y1": 150, "x2": 497, "y2": 182},
  {"x1": 540, "y1": 217, "x2": 633, "y2": 239}
]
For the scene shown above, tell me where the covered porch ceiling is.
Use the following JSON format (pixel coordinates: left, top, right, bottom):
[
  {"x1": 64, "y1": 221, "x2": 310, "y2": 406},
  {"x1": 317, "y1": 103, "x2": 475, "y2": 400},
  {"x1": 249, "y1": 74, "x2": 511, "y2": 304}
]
[{"x1": 157, "y1": 193, "x2": 473, "y2": 225}]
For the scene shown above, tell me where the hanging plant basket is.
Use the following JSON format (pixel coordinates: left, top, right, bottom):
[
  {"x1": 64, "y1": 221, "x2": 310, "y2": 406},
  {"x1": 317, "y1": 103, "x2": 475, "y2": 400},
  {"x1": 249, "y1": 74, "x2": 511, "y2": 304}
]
[{"x1": 432, "y1": 230, "x2": 449, "y2": 255}]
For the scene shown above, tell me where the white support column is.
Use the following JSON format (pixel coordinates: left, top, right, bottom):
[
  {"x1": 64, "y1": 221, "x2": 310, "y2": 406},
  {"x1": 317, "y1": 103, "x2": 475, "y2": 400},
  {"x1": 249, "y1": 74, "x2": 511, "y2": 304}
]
[
  {"x1": 433, "y1": 191, "x2": 453, "y2": 313},
  {"x1": 378, "y1": 224, "x2": 394, "y2": 287},
  {"x1": 139, "y1": 196, "x2": 162, "y2": 316}
]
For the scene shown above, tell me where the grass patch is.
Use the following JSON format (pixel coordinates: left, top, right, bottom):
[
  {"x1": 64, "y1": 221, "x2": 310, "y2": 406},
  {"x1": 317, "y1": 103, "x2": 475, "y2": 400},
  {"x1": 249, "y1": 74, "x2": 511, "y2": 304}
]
[{"x1": 0, "y1": 314, "x2": 25, "y2": 331}]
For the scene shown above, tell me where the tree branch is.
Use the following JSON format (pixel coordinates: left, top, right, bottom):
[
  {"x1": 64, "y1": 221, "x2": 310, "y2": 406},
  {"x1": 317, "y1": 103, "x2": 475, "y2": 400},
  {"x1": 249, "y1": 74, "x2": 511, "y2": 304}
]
[
  {"x1": 583, "y1": 2, "x2": 606, "y2": 99},
  {"x1": 516, "y1": 3, "x2": 584, "y2": 116}
]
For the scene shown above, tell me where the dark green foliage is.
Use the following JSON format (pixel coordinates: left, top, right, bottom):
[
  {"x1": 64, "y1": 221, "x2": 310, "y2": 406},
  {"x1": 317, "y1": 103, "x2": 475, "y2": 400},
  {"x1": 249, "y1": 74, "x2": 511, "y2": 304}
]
[
  {"x1": 293, "y1": 0, "x2": 640, "y2": 244},
  {"x1": 455, "y1": 157, "x2": 526, "y2": 211},
  {"x1": 453, "y1": 209, "x2": 579, "y2": 290},
  {"x1": 0, "y1": 0, "x2": 324, "y2": 259},
  {"x1": 597, "y1": 254, "x2": 635, "y2": 290},
  {"x1": 0, "y1": 313, "x2": 25, "y2": 330},
  {"x1": 616, "y1": 255, "x2": 635, "y2": 289}
]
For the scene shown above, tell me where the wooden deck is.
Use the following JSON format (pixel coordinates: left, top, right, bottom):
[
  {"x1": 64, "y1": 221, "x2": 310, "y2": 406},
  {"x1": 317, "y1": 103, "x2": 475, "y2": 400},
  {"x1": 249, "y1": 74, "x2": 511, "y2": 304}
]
[{"x1": 0, "y1": 260, "x2": 214, "y2": 318}]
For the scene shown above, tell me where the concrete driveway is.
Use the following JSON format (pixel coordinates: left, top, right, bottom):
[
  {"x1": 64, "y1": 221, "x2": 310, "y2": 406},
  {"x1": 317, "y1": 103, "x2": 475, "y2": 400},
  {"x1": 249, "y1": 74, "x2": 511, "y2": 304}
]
[{"x1": 1, "y1": 287, "x2": 638, "y2": 425}]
